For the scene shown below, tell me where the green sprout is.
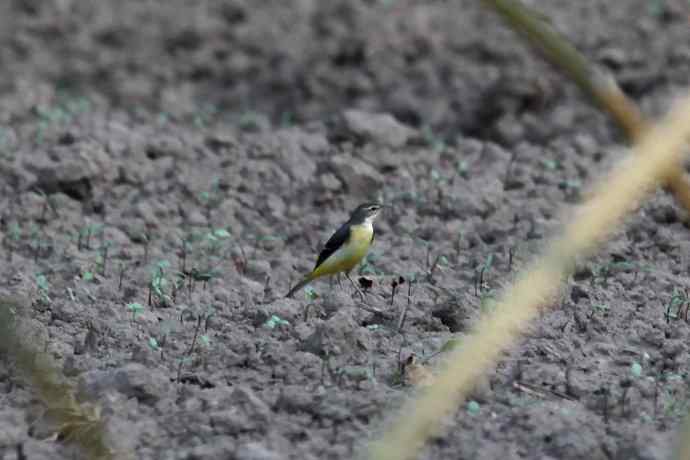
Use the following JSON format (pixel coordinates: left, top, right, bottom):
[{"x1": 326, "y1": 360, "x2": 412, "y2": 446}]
[
  {"x1": 456, "y1": 159, "x2": 470, "y2": 179},
  {"x1": 238, "y1": 111, "x2": 264, "y2": 131},
  {"x1": 149, "y1": 260, "x2": 171, "y2": 305},
  {"x1": 157, "y1": 112, "x2": 170, "y2": 125},
  {"x1": 475, "y1": 253, "x2": 495, "y2": 295},
  {"x1": 8, "y1": 223, "x2": 21, "y2": 241},
  {"x1": 148, "y1": 337, "x2": 160, "y2": 351},
  {"x1": 35, "y1": 273, "x2": 50, "y2": 303},
  {"x1": 75, "y1": 223, "x2": 104, "y2": 250},
  {"x1": 421, "y1": 126, "x2": 446, "y2": 153},
  {"x1": 280, "y1": 111, "x2": 294, "y2": 127},
  {"x1": 199, "y1": 179, "x2": 223, "y2": 222},
  {"x1": 592, "y1": 304, "x2": 610, "y2": 314},
  {"x1": 541, "y1": 158, "x2": 559, "y2": 170},
  {"x1": 211, "y1": 228, "x2": 231, "y2": 239},
  {"x1": 591, "y1": 260, "x2": 645, "y2": 287},
  {"x1": 204, "y1": 228, "x2": 232, "y2": 256},
  {"x1": 665, "y1": 288, "x2": 689, "y2": 322},
  {"x1": 127, "y1": 302, "x2": 144, "y2": 321},
  {"x1": 199, "y1": 334, "x2": 211, "y2": 349},
  {"x1": 264, "y1": 315, "x2": 290, "y2": 329},
  {"x1": 630, "y1": 361, "x2": 643, "y2": 378},
  {"x1": 304, "y1": 286, "x2": 318, "y2": 301},
  {"x1": 467, "y1": 400, "x2": 481, "y2": 415},
  {"x1": 27, "y1": 224, "x2": 52, "y2": 261}
]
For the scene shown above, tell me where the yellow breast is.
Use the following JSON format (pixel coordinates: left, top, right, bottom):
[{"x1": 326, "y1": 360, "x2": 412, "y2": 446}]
[{"x1": 310, "y1": 223, "x2": 373, "y2": 278}]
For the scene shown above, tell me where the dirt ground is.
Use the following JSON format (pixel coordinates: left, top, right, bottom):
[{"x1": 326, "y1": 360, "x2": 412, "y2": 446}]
[{"x1": 1, "y1": 1, "x2": 690, "y2": 459}]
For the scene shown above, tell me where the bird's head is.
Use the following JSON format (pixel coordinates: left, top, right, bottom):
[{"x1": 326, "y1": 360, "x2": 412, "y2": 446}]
[{"x1": 351, "y1": 202, "x2": 383, "y2": 225}]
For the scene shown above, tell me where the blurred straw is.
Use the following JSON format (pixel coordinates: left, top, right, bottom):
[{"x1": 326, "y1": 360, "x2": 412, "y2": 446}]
[
  {"x1": 483, "y1": 0, "x2": 690, "y2": 214},
  {"x1": 0, "y1": 296, "x2": 115, "y2": 459},
  {"x1": 368, "y1": 93, "x2": 690, "y2": 460}
]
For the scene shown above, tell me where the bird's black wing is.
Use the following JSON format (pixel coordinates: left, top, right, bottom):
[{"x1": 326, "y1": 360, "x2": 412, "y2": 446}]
[{"x1": 313, "y1": 221, "x2": 351, "y2": 271}]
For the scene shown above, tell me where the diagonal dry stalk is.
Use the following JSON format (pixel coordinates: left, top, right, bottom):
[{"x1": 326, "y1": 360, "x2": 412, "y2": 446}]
[
  {"x1": 367, "y1": 94, "x2": 690, "y2": 460},
  {"x1": 0, "y1": 296, "x2": 115, "y2": 459},
  {"x1": 482, "y1": 0, "x2": 690, "y2": 214}
]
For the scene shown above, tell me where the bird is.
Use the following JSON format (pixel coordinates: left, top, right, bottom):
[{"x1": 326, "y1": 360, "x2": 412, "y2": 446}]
[{"x1": 286, "y1": 202, "x2": 382, "y2": 299}]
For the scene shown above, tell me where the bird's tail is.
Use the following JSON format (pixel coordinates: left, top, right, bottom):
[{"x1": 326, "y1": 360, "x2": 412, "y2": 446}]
[{"x1": 285, "y1": 274, "x2": 314, "y2": 298}]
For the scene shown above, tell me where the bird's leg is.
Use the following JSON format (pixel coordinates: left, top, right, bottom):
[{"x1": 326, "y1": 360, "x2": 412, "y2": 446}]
[{"x1": 345, "y1": 271, "x2": 365, "y2": 300}]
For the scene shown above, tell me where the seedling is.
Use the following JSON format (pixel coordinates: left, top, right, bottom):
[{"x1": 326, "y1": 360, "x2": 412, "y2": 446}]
[
  {"x1": 250, "y1": 234, "x2": 284, "y2": 256},
  {"x1": 541, "y1": 158, "x2": 559, "y2": 170},
  {"x1": 456, "y1": 159, "x2": 470, "y2": 179},
  {"x1": 630, "y1": 361, "x2": 643, "y2": 378},
  {"x1": 591, "y1": 303, "x2": 610, "y2": 315},
  {"x1": 34, "y1": 104, "x2": 70, "y2": 143},
  {"x1": 148, "y1": 260, "x2": 171, "y2": 307},
  {"x1": 232, "y1": 242, "x2": 248, "y2": 274},
  {"x1": 156, "y1": 319, "x2": 177, "y2": 349},
  {"x1": 117, "y1": 262, "x2": 126, "y2": 292},
  {"x1": 98, "y1": 241, "x2": 112, "y2": 276},
  {"x1": 126, "y1": 302, "x2": 144, "y2": 321},
  {"x1": 264, "y1": 315, "x2": 290, "y2": 329},
  {"x1": 35, "y1": 273, "x2": 51, "y2": 304},
  {"x1": 142, "y1": 230, "x2": 151, "y2": 265},
  {"x1": 192, "y1": 104, "x2": 218, "y2": 128},
  {"x1": 199, "y1": 178, "x2": 223, "y2": 223},
  {"x1": 454, "y1": 231, "x2": 464, "y2": 261},
  {"x1": 176, "y1": 228, "x2": 231, "y2": 294},
  {"x1": 466, "y1": 400, "x2": 481, "y2": 415},
  {"x1": 304, "y1": 286, "x2": 318, "y2": 301},
  {"x1": 35, "y1": 190, "x2": 58, "y2": 226},
  {"x1": 474, "y1": 253, "x2": 495, "y2": 296},
  {"x1": 559, "y1": 179, "x2": 582, "y2": 192},
  {"x1": 237, "y1": 111, "x2": 264, "y2": 132},
  {"x1": 178, "y1": 236, "x2": 190, "y2": 274},
  {"x1": 199, "y1": 334, "x2": 211, "y2": 349},
  {"x1": 176, "y1": 306, "x2": 216, "y2": 382},
  {"x1": 205, "y1": 228, "x2": 231, "y2": 254},
  {"x1": 148, "y1": 337, "x2": 160, "y2": 351},
  {"x1": 5, "y1": 222, "x2": 21, "y2": 262},
  {"x1": 29, "y1": 224, "x2": 52, "y2": 262},
  {"x1": 421, "y1": 125, "x2": 446, "y2": 153},
  {"x1": 76, "y1": 223, "x2": 103, "y2": 251},
  {"x1": 590, "y1": 260, "x2": 640, "y2": 288},
  {"x1": 280, "y1": 111, "x2": 294, "y2": 127},
  {"x1": 665, "y1": 289, "x2": 689, "y2": 323}
]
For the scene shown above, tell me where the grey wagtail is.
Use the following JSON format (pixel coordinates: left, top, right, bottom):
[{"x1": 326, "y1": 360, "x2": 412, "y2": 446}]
[{"x1": 286, "y1": 202, "x2": 382, "y2": 298}]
